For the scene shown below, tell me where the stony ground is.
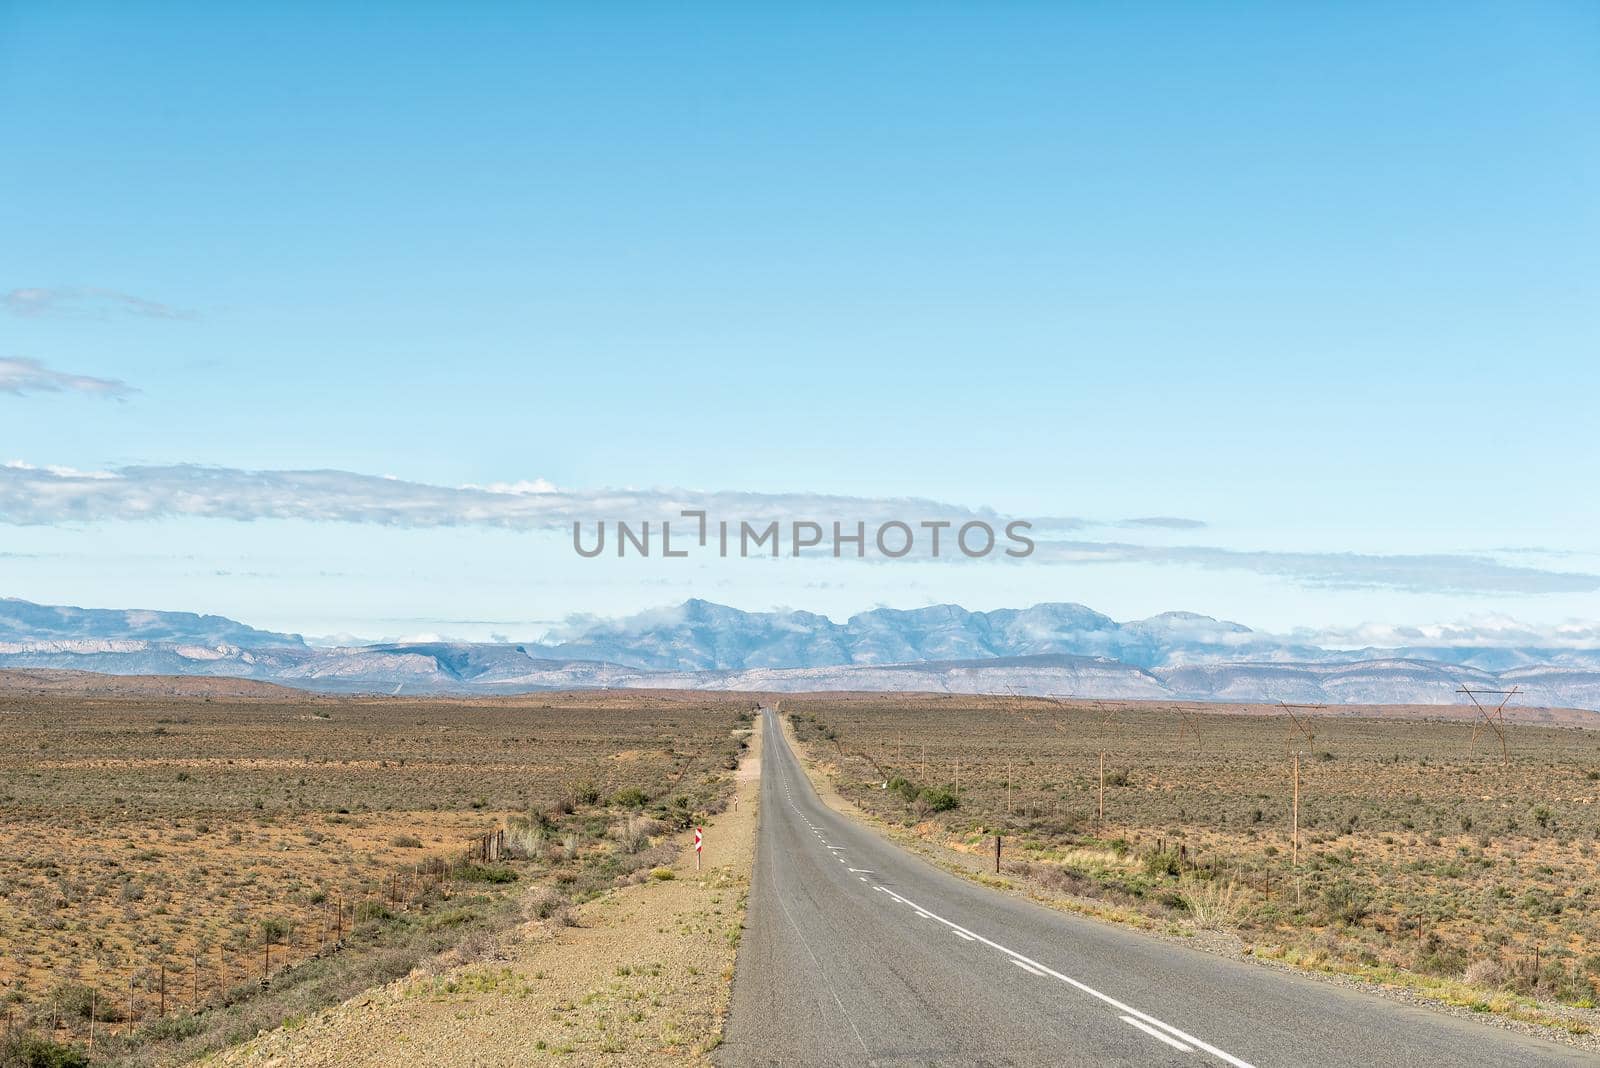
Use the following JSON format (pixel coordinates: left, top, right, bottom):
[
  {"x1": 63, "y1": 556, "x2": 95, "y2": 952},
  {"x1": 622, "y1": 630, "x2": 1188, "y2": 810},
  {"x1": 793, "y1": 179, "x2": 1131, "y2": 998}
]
[{"x1": 208, "y1": 731, "x2": 762, "y2": 1067}]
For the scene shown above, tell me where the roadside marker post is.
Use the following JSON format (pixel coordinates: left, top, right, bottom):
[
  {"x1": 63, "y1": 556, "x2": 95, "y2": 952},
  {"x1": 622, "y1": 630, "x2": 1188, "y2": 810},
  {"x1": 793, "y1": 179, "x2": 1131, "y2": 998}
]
[{"x1": 695, "y1": 826, "x2": 703, "y2": 872}]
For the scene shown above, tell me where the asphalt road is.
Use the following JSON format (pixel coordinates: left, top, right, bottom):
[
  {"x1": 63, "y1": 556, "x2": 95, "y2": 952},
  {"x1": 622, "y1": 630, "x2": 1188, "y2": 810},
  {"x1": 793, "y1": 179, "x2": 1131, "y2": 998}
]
[{"x1": 718, "y1": 709, "x2": 1591, "y2": 1067}]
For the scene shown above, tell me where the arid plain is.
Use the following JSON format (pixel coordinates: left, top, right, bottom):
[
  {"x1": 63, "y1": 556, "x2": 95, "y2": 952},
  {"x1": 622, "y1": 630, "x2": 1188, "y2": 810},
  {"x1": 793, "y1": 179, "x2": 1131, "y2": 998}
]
[{"x1": 0, "y1": 673, "x2": 751, "y2": 1065}]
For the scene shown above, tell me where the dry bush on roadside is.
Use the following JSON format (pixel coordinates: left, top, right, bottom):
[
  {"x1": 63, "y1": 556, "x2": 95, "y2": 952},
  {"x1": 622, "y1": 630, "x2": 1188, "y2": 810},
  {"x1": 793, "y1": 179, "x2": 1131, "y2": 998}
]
[
  {"x1": 505, "y1": 817, "x2": 547, "y2": 859},
  {"x1": 1464, "y1": 958, "x2": 1508, "y2": 989},
  {"x1": 439, "y1": 929, "x2": 504, "y2": 968},
  {"x1": 1181, "y1": 878, "x2": 1249, "y2": 930},
  {"x1": 521, "y1": 887, "x2": 575, "y2": 928},
  {"x1": 1033, "y1": 864, "x2": 1090, "y2": 896},
  {"x1": 613, "y1": 815, "x2": 665, "y2": 854}
]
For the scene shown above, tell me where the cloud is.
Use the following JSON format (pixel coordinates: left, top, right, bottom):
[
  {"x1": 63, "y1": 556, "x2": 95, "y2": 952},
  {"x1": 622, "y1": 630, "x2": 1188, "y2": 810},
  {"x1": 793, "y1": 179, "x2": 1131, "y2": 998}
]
[
  {"x1": 1290, "y1": 616, "x2": 1600, "y2": 651},
  {"x1": 1028, "y1": 540, "x2": 1600, "y2": 595},
  {"x1": 0, "y1": 462, "x2": 1013, "y2": 529},
  {"x1": 1120, "y1": 516, "x2": 1208, "y2": 530},
  {"x1": 1, "y1": 461, "x2": 1592, "y2": 596},
  {"x1": 3, "y1": 287, "x2": 195, "y2": 320},
  {"x1": 460, "y1": 478, "x2": 560, "y2": 495},
  {"x1": 0, "y1": 358, "x2": 137, "y2": 400}
]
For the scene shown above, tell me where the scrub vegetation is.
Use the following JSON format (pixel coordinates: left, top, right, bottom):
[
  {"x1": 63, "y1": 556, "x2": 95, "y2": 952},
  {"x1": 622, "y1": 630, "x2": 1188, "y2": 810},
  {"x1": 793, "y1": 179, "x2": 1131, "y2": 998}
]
[{"x1": 0, "y1": 680, "x2": 750, "y2": 1065}]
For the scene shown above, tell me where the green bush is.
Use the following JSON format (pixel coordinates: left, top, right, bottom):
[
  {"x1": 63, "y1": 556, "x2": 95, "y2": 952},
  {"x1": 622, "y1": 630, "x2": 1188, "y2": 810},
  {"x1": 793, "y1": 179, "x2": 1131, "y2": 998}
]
[
  {"x1": 887, "y1": 776, "x2": 920, "y2": 803},
  {"x1": 1142, "y1": 849, "x2": 1182, "y2": 878},
  {"x1": 0, "y1": 1034, "x2": 90, "y2": 1068},
  {"x1": 612, "y1": 787, "x2": 650, "y2": 808},
  {"x1": 258, "y1": 916, "x2": 292, "y2": 943},
  {"x1": 1320, "y1": 879, "x2": 1370, "y2": 925},
  {"x1": 457, "y1": 864, "x2": 518, "y2": 884},
  {"x1": 917, "y1": 786, "x2": 959, "y2": 812}
]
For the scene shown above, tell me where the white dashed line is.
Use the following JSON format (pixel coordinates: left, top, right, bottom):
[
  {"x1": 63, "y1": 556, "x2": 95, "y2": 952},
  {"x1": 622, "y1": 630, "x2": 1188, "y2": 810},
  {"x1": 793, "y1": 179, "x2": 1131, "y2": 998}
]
[{"x1": 872, "y1": 886, "x2": 1254, "y2": 1068}]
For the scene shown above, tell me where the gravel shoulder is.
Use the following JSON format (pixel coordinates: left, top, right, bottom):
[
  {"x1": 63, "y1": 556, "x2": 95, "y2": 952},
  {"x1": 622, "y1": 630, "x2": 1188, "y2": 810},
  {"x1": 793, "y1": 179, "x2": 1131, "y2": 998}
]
[{"x1": 209, "y1": 728, "x2": 762, "y2": 1068}]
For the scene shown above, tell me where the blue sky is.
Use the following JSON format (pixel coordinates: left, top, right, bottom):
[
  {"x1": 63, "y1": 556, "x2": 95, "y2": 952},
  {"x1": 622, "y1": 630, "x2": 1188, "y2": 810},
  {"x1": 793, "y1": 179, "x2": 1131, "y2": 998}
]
[{"x1": 2, "y1": 3, "x2": 1597, "y2": 642}]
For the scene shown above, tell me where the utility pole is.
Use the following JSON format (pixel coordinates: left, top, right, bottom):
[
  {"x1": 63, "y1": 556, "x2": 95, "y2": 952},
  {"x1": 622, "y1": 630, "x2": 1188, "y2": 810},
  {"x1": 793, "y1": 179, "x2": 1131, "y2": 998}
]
[
  {"x1": 1458, "y1": 686, "x2": 1519, "y2": 768},
  {"x1": 1279, "y1": 701, "x2": 1323, "y2": 753},
  {"x1": 1097, "y1": 752, "x2": 1106, "y2": 834},
  {"x1": 1292, "y1": 751, "x2": 1300, "y2": 864},
  {"x1": 1292, "y1": 750, "x2": 1301, "y2": 905}
]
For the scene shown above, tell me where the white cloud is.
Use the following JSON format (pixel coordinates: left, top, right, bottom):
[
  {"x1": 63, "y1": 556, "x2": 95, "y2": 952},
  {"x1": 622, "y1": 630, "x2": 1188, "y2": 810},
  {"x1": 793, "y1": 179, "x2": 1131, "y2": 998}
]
[
  {"x1": 0, "y1": 358, "x2": 137, "y2": 400},
  {"x1": 3, "y1": 287, "x2": 195, "y2": 320},
  {"x1": 1, "y1": 461, "x2": 1592, "y2": 596},
  {"x1": 462, "y1": 479, "x2": 560, "y2": 495},
  {"x1": 1120, "y1": 516, "x2": 1208, "y2": 530},
  {"x1": 1295, "y1": 616, "x2": 1600, "y2": 650},
  {"x1": 1028, "y1": 540, "x2": 1600, "y2": 596},
  {"x1": 0, "y1": 462, "x2": 1010, "y2": 529}
]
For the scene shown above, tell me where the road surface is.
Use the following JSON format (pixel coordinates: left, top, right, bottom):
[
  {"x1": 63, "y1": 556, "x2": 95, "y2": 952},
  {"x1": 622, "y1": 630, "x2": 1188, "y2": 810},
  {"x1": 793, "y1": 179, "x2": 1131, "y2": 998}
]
[{"x1": 719, "y1": 709, "x2": 1589, "y2": 1067}]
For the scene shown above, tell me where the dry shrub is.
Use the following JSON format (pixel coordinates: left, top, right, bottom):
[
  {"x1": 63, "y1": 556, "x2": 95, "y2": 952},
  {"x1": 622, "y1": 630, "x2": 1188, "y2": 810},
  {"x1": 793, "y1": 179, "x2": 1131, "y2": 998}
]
[
  {"x1": 521, "y1": 887, "x2": 574, "y2": 928},
  {"x1": 612, "y1": 816, "x2": 664, "y2": 855},
  {"x1": 1181, "y1": 878, "x2": 1249, "y2": 930},
  {"x1": 1033, "y1": 864, "x2": 1089, "y2": 895},
  {"x1": 442, "y1": 929, "x2": 503, "y2": 967},
  {"x1": 1463, "y1": 958, "x2": 1508, "y2": 989},
  {"x1": 504, "y1": 818, "x2": 547, "y2": 860}
]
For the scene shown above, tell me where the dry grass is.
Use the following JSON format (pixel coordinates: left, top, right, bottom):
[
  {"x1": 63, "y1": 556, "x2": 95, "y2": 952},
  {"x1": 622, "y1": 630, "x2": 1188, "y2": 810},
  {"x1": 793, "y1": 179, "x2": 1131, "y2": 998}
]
[{"x1": 0, "y1": 682, "x2": 754, "y2": 1062}]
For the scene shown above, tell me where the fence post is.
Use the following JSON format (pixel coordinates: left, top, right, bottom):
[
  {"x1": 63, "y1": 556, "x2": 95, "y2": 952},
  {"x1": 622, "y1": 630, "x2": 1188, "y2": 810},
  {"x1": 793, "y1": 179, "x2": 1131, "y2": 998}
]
[{"x1": 994, "y1": 835, "x2": 1001, "y2": 873}]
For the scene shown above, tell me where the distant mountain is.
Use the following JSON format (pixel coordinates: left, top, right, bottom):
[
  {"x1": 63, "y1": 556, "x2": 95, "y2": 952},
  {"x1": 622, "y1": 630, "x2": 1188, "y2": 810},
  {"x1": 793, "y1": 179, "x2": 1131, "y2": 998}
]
[
  {"x1": 1, "y1": 596, "x2": 1597, "y2": 709},
  {"x1": 543, "y1": 598, "x2": 1328, "y2": 671},
  {"x1": 0, "y1": 597, "x2": 304, "y2": 648}
]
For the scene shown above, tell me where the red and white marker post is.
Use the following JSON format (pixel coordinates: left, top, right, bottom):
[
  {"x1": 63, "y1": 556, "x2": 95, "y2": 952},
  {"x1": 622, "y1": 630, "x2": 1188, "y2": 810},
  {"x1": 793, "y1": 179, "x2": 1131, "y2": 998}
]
[{"x1": 694, "y1": 826, "x2": 704, "y2": 871}]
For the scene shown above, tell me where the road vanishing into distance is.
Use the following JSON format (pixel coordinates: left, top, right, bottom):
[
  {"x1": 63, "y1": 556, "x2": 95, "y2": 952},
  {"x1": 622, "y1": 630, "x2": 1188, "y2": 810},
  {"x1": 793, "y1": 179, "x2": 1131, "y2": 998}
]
[{"x1": 719, "y1": 709, "x2": 1590, "y2": 1067}]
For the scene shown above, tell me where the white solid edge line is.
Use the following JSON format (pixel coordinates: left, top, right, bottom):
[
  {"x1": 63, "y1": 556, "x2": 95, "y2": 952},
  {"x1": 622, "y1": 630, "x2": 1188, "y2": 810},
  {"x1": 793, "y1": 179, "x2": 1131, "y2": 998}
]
[
  {"x1": 1012, "y1": 959, "x2": 1048, "y2": 977},
  {"x1": 1121, "y1": 1015, "x2": 1195, "y2": 1053},
  {"x1": 874, "y1": 887, "x2": 1254, "y2": 1068}
]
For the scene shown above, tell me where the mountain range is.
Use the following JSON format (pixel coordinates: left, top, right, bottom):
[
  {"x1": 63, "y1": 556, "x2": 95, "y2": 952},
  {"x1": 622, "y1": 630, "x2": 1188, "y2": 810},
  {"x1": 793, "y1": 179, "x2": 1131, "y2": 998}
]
[{"x1": 2, "y1": 596, "x2": 1598, "y2": 709}]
